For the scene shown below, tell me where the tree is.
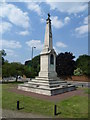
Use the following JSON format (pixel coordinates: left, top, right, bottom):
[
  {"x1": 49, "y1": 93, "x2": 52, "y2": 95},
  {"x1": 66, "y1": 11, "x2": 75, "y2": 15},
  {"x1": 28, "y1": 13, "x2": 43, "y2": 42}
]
[
  {"x1": 1, "y1": 50, "x2": 40, "y2": 79},
  {"x1": 10, "y1": 62, "x2": 24, "y2": 81},
  {"x1": 25, "y1": 55, "x2": 40, "y2": 78},
  {"x1": 0, "y1": 50, "x2": 6, "y2": 65},
  {"x1": 0, "y1": 49, "x2": 6, "y2": 65},
  {"x1": 0, "y1": 50, "x2": 7, "y2": 77},
  {"x1": 23, "y1": 66, "x2": 31, "y2": 78},
  {"x1": 0, "y1": 49, "x2": 6, "y2": 56},
  {"x1": 56, "y1": 52, "x2": 76, "y2": 76},
  {"x1": 76, "y1": 55, "x2": 90, "y2": 76},
  {"x1": 2, "y1": 62, "x2": 11, "y2": 78},
  {"x1": 2, "y1": 62, "x2": 24, "y2": 81}
]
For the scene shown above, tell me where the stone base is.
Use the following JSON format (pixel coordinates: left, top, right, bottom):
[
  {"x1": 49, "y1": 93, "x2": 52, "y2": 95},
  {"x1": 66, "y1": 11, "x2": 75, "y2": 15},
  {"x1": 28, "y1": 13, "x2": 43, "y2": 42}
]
[
  {"x1": 18, "y1": 85, "x2": 76, "y2": 96},
  {"x1": 39, "y1": 71, "x2": 57, "y2": 78},
  {"x1": 18, "y1": 77, "x2": 76, "y2": 96}
]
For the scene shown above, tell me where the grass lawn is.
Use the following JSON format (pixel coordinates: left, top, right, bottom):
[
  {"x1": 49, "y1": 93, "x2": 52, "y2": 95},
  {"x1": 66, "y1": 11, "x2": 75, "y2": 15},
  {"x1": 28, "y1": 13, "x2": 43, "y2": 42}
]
[
  {"x1": 77, "y1": 87, "x2": 90, "y2": 94},
  {"x1": 2, "y1": 83, "x2": 89, "y2": 118},
  {"x1": 83, "y1": 88, "x2": 90, "y2": 94}
]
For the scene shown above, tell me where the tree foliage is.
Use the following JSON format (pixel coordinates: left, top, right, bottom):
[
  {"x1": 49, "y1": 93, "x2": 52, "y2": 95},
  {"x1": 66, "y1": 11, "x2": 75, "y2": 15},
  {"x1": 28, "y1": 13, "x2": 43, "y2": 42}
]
[
  {"x1": 0, "y1": 50, "x2": 6, "y2": 56},
  {"x1": 74, "y1": 68, "x2": 83, "y2": 76},
  {"x1": 56, "y1": 52, "x2": 76, "y2": 76},
  {"x1": 0, "y1": 50, "x2": 7, "y2": 77},
  {"x1": 0, "y1": 49, "x2": 6, "y2": 65},
  {"x1": 2, "y1": 62, "x2": 24, "y2": 81},
  {"x1": 25, "y1": 55, "x2": 40, "y2": 78},
  {"x1": 76, "y1": 55, "x2": 90, "y2": 75},
  {"x1": 2, "y1": 51, "x2": 40, "y2": 79}
]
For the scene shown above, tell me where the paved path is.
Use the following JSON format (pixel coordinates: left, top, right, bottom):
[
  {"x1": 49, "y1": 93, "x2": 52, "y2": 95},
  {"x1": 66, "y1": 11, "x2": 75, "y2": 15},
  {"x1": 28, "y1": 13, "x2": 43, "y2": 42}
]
[
  {"x1": 0, "y1": 108, "x2": 2, "y2": 120},
  {"x1": 2, "y1": 109, "x2": 50, "y2": 119},
  {"x1": 10, "y1": 86, "x2": 88, "y2": 102}
]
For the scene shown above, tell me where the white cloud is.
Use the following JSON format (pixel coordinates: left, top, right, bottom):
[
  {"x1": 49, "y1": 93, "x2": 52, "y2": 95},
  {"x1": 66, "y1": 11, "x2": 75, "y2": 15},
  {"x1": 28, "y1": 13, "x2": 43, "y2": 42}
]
[
  {"x1": 0, "y1": 21, "x2": 12, "y2": 34},
  {"x1": 56, "y1": 41, "x2": 67, "y2": 48},
  {"x1": 40, "y1": 18, "x2": 46, "y2": 23},
  {"x1": 51, "y1": 16, "x2": 64, "y2": 29},
  {"x1": 51, "y1": 16, "x2": 70, "y2": 29},
  {"x1": 46, "y1": 2, "x2": 88, "y2": 14},
  {"x1": 64, "y1": 17, "x2": 70, "y2": 24},
  {"x1": 27, "y1": 2, "x2": 42, "y2": 16},
  {"x1": 0, "y1": 3, "x2": 30, "y2": 29},
  {"x1": 4, "y1": 49, "x2": 15, "y2": 56},
  {"x1": 84, "y1": 15, "x2": 90, "y2": 24},
  {"x1": 75, "y1": 15, "x2": 89, "y2": 35},
  {"x1": 18, "y1": 30, "x2": 29, "y2": 36},
  {"x1": 75, "y1": 25, "x2": 88, "y2": 35},
  {"x1": 84, "y1": 16, "x2": 88, "y2": 24},
  {"x1": 0, "y1": 40, "x2": 22, "y2": 49},
  {"x1": 53, "y1": 46, "x2": 61, "y2": 54},
  {"x1": 0, "y1": 40, "x2": 2, "y2": 49},
  {"x1": 26, "y1": 40, "x2": 43, "y2": 50}
]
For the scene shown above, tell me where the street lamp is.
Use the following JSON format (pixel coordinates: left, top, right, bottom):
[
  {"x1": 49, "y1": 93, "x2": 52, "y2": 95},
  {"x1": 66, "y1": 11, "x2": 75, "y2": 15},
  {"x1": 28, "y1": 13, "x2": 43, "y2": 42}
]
[{"x1": 31, "y1": 46, "x2": 36, "y2": 60}]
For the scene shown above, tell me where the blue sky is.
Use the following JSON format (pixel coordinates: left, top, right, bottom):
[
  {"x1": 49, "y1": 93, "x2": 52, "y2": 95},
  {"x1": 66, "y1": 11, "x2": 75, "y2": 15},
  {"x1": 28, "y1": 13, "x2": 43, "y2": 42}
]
[{"x1": 0, "y1": 1, "x2": 89, "y2": 64}]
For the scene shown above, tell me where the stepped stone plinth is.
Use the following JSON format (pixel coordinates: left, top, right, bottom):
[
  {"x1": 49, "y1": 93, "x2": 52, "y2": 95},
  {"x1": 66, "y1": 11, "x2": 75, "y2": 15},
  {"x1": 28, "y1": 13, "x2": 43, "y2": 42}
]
[{"x1": 18, "y1": 13, "x2": 76, "y2": 96}]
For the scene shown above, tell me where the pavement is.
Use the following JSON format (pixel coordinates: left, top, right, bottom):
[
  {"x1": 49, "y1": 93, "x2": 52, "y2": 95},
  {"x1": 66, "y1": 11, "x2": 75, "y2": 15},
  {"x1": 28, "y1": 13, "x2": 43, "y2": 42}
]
[
  {"x1": 0, "y1": 108, "x2": 2, "y2": 120},
  {"x1": 1, "y1": 109, "x2": 51, "y2": 119}
]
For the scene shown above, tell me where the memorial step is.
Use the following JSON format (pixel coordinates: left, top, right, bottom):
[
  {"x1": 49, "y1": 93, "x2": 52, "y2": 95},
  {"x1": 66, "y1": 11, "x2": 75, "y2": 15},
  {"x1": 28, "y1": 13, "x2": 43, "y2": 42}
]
[
  {"x1": 28, "y1": 80, "x2": 68, "y2": 86},
  {"x1": 19, "y1": 83, "x2": 75, "y2": 91},
  {"x1": 30, "y1": 78, "x2": 67, "y2": 84}
]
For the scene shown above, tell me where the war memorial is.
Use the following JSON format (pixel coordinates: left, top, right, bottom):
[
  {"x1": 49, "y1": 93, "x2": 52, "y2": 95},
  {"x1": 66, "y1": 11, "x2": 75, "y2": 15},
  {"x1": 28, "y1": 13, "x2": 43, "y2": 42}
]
[{"x1": 18, "y1": 14, "x2": 76, "y2": 96}]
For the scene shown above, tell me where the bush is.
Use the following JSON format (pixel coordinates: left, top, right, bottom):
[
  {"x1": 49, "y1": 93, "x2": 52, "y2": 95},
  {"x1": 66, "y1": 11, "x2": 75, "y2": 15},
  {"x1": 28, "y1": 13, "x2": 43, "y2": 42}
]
[{"x1": 74, "y1": 68, "x2": 83, "y2": 76}]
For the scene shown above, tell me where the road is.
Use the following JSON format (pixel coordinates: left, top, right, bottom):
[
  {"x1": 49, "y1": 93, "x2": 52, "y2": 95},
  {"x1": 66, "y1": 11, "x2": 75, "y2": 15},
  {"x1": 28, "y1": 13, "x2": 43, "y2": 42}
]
[{"x1": 67, "y1": 81, "x2": 90, "y2": 87}]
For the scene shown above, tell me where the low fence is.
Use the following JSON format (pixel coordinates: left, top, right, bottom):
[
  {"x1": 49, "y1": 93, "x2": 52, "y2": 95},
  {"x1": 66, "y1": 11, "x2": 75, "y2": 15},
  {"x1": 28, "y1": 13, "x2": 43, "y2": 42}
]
[{"x1": 60, "y1": 75, "x2": 90, "y2": 82}]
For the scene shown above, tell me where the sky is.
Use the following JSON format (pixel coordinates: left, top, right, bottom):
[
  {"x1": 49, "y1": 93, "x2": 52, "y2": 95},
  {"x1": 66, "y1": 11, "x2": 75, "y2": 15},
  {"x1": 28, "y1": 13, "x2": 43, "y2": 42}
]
[{"x1": 0, "y1": 1, "x2": 89, "y2": 64}]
